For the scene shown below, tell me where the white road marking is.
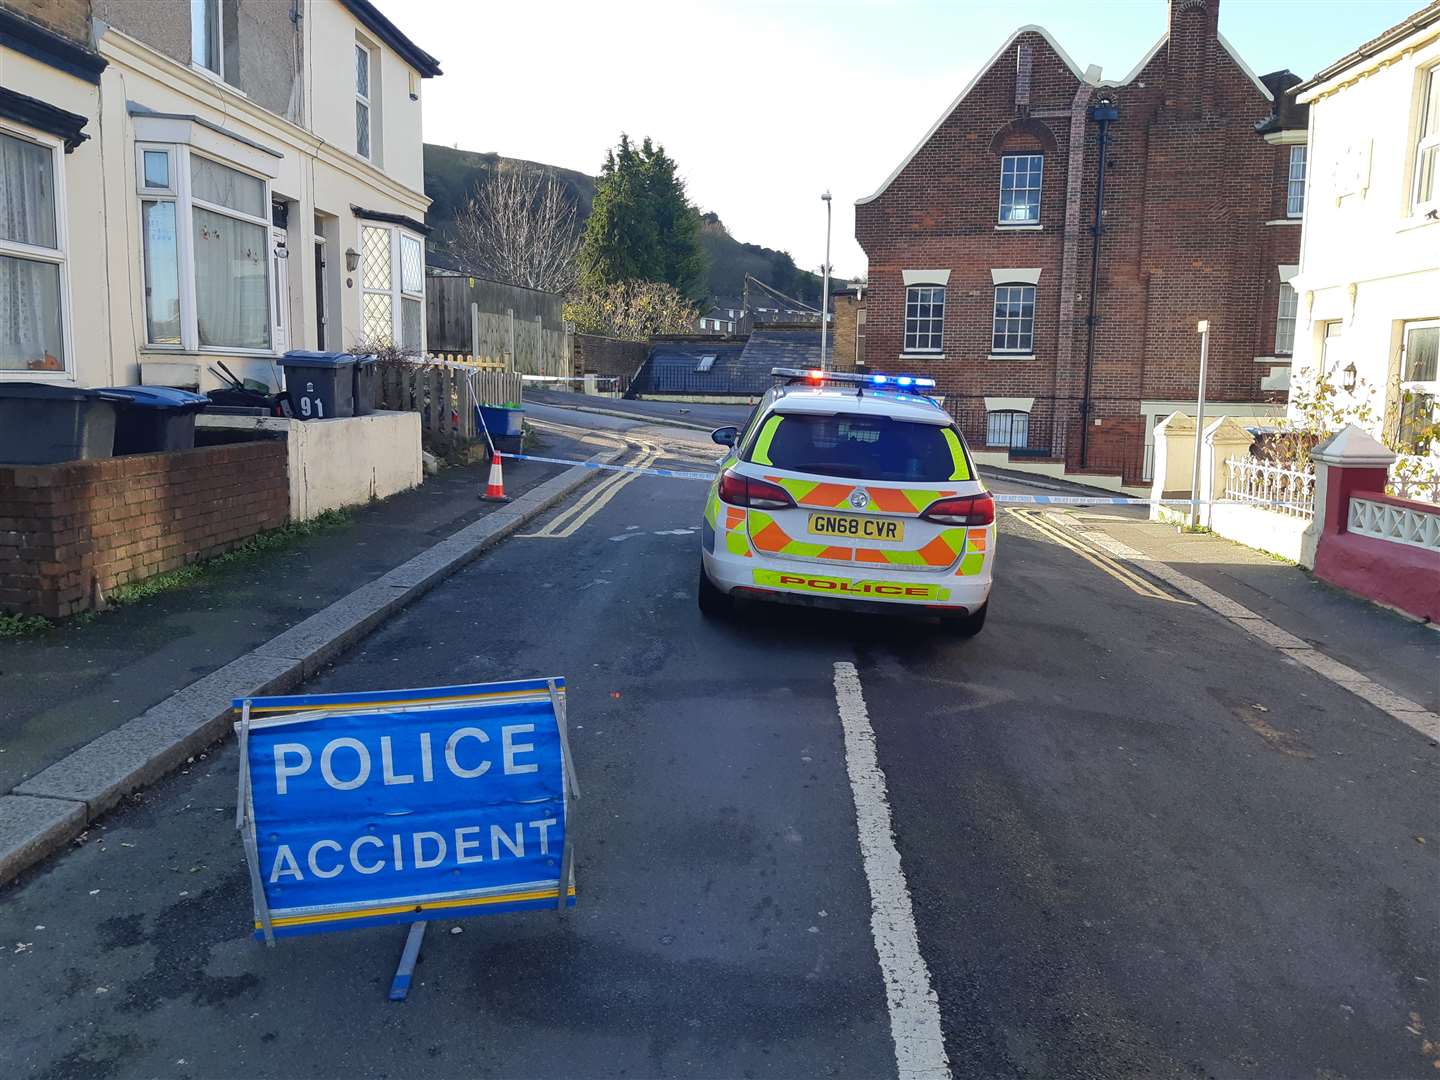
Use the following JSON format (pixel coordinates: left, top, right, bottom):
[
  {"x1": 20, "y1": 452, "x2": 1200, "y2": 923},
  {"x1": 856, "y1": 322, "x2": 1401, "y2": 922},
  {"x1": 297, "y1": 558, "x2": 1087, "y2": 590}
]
[
  {"x1": 518, "y1": 442, "x2": 659, "y2": 539},
  {"x1": 832, "y1": 661, "x2": 951, "y2": 1080}
]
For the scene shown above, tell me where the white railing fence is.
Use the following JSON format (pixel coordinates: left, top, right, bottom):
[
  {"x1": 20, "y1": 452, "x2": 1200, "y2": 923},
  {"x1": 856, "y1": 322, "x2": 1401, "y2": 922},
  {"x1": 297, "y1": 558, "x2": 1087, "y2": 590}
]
[
  {"x1": 1224, "y1": 457, "x2": 1316, "y2": 517},
  {"x1": 1348, "y1": 496, "x2": 1440, "y2": 553},
  {"x1": 1387, "y1": 454, "x2": 1440, "y2": 505}
]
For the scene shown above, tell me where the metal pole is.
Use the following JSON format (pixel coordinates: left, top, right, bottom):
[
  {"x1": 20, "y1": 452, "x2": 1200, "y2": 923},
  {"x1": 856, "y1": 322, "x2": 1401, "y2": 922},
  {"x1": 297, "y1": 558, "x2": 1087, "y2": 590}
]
[
  {"x1": 1189, "y1": 319, "x2": 1210, "y2": 528},
  {"x1": 1080, "y1": 97, "x2": 1118, "y2": 469},
  {"x1": 819, "y1": 191, "x2": 832, "y2": 371}
]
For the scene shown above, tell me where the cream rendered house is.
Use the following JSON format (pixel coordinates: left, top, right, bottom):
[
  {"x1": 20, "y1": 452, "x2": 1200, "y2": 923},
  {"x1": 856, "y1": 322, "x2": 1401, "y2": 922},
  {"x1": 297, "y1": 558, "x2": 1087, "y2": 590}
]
[
  {"x1": 0, "y1": 0, "x2": 440, "y2": 393},
  {"x1": 1288, "y1": 3, "x2": 1439, "y2": 458}
]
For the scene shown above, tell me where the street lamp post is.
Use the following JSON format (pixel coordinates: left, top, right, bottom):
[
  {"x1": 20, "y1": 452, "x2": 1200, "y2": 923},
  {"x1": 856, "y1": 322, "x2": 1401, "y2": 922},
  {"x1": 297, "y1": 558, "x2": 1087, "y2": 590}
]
[
  {"x1": 820, "y1": 191, "x2": 832, "y2": 371},
  {"x1": 1189, "y1": 319, "x2": 1211, "y2": 529}
]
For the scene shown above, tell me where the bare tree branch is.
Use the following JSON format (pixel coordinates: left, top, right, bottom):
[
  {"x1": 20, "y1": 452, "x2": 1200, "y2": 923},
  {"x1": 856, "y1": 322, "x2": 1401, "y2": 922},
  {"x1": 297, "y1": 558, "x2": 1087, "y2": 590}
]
[{"x1": 444, "y1": 167, "x2": 582, "y2": 295}]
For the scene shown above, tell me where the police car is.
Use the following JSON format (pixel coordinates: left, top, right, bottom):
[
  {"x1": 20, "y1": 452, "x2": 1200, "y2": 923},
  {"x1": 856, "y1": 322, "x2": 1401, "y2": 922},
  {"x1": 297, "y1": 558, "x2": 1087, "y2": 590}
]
[{"x1": 699, "y1": 368, "x2": 994, "y2": 634}]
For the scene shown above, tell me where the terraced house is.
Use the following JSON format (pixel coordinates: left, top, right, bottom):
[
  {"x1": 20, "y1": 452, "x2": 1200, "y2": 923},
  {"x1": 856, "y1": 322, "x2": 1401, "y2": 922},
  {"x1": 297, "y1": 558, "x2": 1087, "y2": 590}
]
[
  {"x1": 0, "y1": 0, "x2": 440, "y2": 393},
  {"x1": 855, "y1": 0, "x2": 1303, "y2": 483}
]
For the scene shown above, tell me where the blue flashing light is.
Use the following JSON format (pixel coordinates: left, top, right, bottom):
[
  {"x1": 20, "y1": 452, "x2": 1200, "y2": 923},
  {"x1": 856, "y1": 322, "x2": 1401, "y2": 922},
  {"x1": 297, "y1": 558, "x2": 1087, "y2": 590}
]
[
  {"x1": 871, "y1": 374, "x2": 888, "y2": 384},
  {"x1": 897, "y1": 376, "x2": 913, "y2": 386}
]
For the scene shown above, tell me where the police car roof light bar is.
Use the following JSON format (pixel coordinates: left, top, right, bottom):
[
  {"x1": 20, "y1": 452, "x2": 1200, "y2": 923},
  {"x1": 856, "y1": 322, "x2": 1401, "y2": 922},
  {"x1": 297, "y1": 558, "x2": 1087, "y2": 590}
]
[{"x1": 770, "y1": 367, "x2": 936, "y2": 391}]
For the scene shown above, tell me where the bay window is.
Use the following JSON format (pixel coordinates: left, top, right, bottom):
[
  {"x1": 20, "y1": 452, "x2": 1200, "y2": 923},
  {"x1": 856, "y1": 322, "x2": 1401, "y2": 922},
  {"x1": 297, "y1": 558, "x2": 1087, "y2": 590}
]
[
  {"x1": 138, "y1": 144, "x2": 272, "y2": 353},
  {"x1": 361, "y1": 223, "x2": 426, "y2": 351},
  {"x1": 1, "y1": 127, "x2": 67, "y2": 374}
]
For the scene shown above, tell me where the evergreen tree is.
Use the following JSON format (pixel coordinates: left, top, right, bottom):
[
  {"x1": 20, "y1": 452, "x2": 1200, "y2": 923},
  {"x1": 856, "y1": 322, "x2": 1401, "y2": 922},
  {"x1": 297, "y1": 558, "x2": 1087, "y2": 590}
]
[{"x1": 579, "y1": 135, "x2": 707, "y2": 300}]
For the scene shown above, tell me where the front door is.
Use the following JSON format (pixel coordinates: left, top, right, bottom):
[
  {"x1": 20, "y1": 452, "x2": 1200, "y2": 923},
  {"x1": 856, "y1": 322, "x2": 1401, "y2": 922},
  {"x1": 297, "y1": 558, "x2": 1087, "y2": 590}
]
[
  {"x1": 314, "y1": 237, "x2": 328, "y2": 350},
  {"x1": 271, "y1": 226, "x2": 290, "y2": 355}
]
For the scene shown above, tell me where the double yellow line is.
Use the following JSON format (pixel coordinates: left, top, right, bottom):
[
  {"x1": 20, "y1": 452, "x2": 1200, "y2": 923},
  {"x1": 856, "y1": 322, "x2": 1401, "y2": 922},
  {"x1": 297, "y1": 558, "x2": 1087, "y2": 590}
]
[
  {"x1": 518, "y1": 440, "x2": 660, "y2": 540},
  {"x1": 1004, "y1": 508, "x2": 1192, "y2": 604}
]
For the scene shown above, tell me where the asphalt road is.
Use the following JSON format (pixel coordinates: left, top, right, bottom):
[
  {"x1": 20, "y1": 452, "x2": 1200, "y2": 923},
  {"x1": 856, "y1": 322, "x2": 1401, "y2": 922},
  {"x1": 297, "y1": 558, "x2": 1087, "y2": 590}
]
[
  {"x1": 524, "y1": 390, "x2": 752, "y2": 430},
  {"x1": 1, "y1": 420, "x2": 1435, "y2": 1080}
]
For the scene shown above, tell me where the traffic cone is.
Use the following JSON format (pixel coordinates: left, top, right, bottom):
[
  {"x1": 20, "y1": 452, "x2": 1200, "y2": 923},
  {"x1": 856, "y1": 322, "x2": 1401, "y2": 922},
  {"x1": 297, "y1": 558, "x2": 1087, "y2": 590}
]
[{"x1": 480, "y1": 449, "x2": 509, "y2": 502}]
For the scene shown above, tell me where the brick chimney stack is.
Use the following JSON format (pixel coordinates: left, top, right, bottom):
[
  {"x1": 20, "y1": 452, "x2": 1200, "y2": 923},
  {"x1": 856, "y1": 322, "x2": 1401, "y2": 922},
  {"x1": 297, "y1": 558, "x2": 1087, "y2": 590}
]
[{"x1": 1166, "y1": 0, "x2": 1221, "y2": 115}]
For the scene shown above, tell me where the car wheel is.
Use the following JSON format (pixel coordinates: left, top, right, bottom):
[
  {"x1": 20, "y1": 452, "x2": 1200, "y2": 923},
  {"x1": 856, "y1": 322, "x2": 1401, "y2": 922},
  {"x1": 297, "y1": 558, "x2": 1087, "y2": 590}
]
[
  {"x1": 698, "y1": 565, "x2": 732, "y2": 618},
  {"x1": 945, "y1": 600, "x2": 987, "y2": 637}
]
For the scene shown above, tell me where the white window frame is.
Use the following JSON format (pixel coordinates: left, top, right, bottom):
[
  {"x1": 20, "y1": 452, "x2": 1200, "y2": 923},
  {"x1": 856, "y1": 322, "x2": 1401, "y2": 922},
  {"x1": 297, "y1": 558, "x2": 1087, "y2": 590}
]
[
  {"x1": 992, "y1": 283, "x2": 1036, "y2": 355},
  {"x1": 998, "y1": 153, "x2": 1044, "y2": 225},
  {"x1": 1274, "y1": 275, "x2": 1298, "y2": 355},
  {"x1": 903, "y1": 283, "x2": 945, "y2": 354},
  {"x1": 359, "y1": 223, "x2": 427, "y2": 352},
  {"x1": 355, "y1": 41, "x2": 373, "y2": 161},
  {"x1": 0, "y1": 124, "x2": 73, "y2": 380},
  {"x1": 1286, "y1": 145, "x2": 1307, "y2": 218},
  {"x1": 1398, "y1": 319, "x2": 1439, "y2": 453},
  {"x1": 398, "y1": 231, "x2": 424, "y2": 353},
  {"x1": 986, "y1": 409, "x2": 1029, "y2": 449},
  {"x1": 137, "y1": 143, "x2": 275, "y2": 355},
  {"x1": 1412, "y1": 65, "x2": 1440, "y2": 215},
  {"x1": 190, "y1": 0, "x2": 223, "y2": 80}
]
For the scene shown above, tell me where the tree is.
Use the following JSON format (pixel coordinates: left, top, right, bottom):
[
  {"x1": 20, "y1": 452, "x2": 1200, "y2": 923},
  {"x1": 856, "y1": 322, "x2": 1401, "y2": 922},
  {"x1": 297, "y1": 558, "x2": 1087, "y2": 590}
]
[
  {"x1": 444, "y1": 165, "x2": 582, "y2": 294},
  {"x1": 563, "y1": 280, "x2": 699, "y2": 341},
  {"x1": 578, "y1": 135, "x2": 707, "y2": 299}
]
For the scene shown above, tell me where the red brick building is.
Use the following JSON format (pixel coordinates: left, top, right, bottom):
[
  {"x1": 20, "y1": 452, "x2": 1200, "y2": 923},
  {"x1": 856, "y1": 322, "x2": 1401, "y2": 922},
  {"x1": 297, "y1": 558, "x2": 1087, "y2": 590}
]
[{"x1": 854, "y1": 0, "x2": 1306, "y2": 480}]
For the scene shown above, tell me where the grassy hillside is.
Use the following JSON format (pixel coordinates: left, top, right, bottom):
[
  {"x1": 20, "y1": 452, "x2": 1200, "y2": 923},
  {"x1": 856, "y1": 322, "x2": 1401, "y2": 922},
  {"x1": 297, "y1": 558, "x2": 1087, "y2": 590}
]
[{"x1": 423, "y1": 144, "x2": 842, "y2": 306}]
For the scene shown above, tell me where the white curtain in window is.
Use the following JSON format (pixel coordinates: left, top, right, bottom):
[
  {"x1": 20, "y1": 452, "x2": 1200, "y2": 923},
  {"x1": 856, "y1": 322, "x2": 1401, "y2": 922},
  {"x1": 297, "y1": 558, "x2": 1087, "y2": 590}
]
[
  {"x1": 0, "y1": 133, "x2": 57, "y2": 248},
  {"x1": 0, "y1": 256, "x2": 62, "y2": 370},
  {"x1": 0, "y1": 133, "x2": 61, "y2": 370},
  {"x1": 191, "y1": 156, "x2": 265, "y2": 218},
  {"x1": 193, "y1": 208, "x2": 270, "y2": 349}
]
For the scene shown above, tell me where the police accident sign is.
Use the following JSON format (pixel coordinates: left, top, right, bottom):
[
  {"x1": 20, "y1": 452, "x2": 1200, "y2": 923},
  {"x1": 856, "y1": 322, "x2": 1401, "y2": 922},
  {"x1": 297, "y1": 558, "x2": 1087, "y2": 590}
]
[{"x1": 234, "y1": 678, "x2": 577, "y2": 941}]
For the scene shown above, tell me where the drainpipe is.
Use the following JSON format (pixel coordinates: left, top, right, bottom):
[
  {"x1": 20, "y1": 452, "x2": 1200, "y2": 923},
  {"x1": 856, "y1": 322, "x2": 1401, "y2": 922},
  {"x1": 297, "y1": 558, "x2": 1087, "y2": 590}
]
[{"x1": 1079, "y1": 96, "x2": 1118, "y2": 469}]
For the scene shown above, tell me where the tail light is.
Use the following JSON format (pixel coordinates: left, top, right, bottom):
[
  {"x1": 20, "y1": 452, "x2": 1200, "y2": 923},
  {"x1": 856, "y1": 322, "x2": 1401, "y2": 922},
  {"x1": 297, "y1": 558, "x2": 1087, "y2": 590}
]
[
  {"x1": 922, "y1": 492, "x2": 995, "y2": 526},
  {"x1": 718, "y1": 470, "x2": 795, "y2": 510}
]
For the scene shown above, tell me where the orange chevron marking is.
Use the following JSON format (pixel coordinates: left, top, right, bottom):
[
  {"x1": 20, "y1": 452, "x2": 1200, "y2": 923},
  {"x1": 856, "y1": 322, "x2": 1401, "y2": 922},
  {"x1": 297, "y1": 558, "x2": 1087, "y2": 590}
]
[
  {"x1": 867, "y1": 488, "x2": 916, "y2": 514},
  {"x1": 798, "y1": 482, "x2": 855, "y2": 508}
]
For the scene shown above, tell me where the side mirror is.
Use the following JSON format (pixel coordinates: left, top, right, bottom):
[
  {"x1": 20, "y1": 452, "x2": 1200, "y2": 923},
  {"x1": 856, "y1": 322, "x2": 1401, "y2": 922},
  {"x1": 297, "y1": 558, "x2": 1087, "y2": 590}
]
[{"x1": 711, "y1": 425, "x2": 739, "y2": 447}]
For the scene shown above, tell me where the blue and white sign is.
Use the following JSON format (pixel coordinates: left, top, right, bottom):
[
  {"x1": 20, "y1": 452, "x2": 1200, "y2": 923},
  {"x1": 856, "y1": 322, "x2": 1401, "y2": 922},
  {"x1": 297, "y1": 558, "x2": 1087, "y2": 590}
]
[{"x1": 234, "y1": 678, "x2": 577, "y2": 942}]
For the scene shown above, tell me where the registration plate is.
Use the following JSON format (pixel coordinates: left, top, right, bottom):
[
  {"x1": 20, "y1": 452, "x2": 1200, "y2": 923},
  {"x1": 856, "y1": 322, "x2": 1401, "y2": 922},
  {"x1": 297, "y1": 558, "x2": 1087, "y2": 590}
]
[{"x1": 808, "y1": 512, "x2": 905, "y2": 542}]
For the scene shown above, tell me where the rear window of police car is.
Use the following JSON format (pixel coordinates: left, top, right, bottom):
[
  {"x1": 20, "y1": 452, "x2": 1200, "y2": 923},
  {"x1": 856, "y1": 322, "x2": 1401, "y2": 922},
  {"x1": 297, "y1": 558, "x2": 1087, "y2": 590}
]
[{"x1": 749, "y1": 413, "x2": 965, "y2": 482}]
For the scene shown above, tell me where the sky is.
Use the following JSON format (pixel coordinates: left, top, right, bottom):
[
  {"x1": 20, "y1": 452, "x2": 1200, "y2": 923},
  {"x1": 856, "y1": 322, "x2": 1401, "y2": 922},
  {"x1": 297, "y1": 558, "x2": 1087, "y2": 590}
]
[{"x1": 375, "y1": 0, "x2": 1425, "y2": 281}]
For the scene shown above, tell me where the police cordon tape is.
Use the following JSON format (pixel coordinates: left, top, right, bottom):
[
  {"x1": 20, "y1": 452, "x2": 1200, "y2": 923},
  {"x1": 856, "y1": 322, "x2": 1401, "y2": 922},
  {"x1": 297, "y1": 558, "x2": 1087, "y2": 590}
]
[{"x1": 500, "y1": 451, "x2": 1285, "y2": 507}]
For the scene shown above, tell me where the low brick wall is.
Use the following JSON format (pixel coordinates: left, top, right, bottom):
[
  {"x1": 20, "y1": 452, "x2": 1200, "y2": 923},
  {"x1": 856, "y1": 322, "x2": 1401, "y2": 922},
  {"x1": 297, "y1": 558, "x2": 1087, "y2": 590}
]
[{"x1": 0, "y1": 442, "x2": 289, "y2": 618}]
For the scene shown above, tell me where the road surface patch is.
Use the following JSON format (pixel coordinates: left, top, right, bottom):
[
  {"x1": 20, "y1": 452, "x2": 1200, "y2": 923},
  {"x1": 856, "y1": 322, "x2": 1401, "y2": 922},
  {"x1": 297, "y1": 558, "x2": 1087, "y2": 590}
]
[
  {"x1": 1042, "y1": 512, "x2": 1440, "y2": 742},
  {"x1": 832, "y1": 661, "x2": 951, "y2": 1080}
]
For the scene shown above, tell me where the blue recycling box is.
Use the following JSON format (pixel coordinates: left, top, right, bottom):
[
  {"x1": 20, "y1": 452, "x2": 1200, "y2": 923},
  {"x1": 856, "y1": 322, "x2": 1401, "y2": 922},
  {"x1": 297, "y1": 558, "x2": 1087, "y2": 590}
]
[{"x1": 235, "y1": 678, "x2": 575, "y2": 941}]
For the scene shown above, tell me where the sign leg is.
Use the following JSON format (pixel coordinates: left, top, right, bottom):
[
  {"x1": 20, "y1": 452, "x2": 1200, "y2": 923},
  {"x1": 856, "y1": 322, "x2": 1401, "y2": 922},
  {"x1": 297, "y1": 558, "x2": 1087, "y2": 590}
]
[{"x1": 387, "y1": 921, "x2": 428, "y2": 1002}]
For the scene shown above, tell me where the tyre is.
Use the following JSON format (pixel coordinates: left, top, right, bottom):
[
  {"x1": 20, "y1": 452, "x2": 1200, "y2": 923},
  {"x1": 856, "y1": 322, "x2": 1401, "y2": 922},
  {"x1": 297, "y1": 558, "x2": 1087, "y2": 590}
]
[
  {"x1": 945, "y1": 600, "x2": 987, "y2": 637},
  {"x1": 698, "y1": 565, "x2": 732, "y2": 618}
]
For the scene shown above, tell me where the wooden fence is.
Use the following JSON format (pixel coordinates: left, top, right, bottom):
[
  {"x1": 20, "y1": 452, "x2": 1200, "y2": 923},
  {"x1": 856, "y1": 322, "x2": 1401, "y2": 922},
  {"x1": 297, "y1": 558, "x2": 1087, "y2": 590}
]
[
  {"x1": 378, "y1": 359, "x2": 524, "y2": 443},
  {"x1": 425, "y1": 275, "x2": 573, "y2": 377}
]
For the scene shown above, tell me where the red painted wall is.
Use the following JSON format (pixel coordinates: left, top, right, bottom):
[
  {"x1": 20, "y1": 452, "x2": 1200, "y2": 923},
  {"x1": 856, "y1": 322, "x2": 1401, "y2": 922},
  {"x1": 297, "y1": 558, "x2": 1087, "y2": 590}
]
[{"x1": 1312, "y1": 478, "x2": 1440, "y2": 622}]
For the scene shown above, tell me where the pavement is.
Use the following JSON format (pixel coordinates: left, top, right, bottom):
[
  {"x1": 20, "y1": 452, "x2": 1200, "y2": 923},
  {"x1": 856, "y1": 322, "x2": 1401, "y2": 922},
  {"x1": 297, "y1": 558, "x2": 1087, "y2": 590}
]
[
  {"x1": 0, "y1": 426, "x2": 599, "y2": 797},
  {"x1": 0, "y1": 406, "x2": 1436, "y2": 1079},
  {"x1": 1046, "y1": 507, "x2": 1439, "y2": 713}
]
